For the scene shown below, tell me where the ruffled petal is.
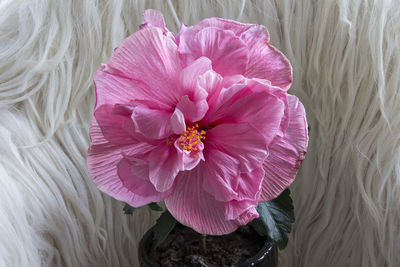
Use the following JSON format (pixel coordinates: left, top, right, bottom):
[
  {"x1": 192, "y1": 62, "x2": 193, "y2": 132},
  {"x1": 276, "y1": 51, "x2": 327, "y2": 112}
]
[
  {"x1": 165, "y1": 165, "x2": 240, "y2": 235},
  {"x1": 245, "y1": 40, "x2": 293, "y2": 90},
  {"x1": 170, "y1": 108, "x2": 186, "y2": 135},
  {"x1": 177, "y1": 17, "x2": 254, "y2": 46},
  {"x1": 260, "y1": 95, "x2": 308, "y2": 201},
  {"x1": 234, "y1": 206, "x2": 259, "y2": 225},
  {"x1": 236, "y1": 168, "x2": 265, "y2": 201},
  {"x1": 197, "y1": 70, "x2": 223, "y2": 110},
  {"x1": 87, "y1": 117, "x2": 157, "y2": 206},
  {"x1": 198, "y1": 70, "x2": 223, "y2": 95},
  {"x1": 201, "y1": 81, "x2": 246, "y2": 126},
  {"x1": 236, "y1": 22, "x2": 291, "y2": 90},
  {"x1": 178, "y1": 27, "x2": 249, "y2": 76},
  {"x1": 202, "y1": 79, "x2": 285, "y2": 147},
  {"x1": 202, "y1": 148, "x2": 265, "y2": 204},
  {"x1": 93, "y1": 104, "x2": 136, "y2": 145},
  {"x1": 105, "y1": 27, "x2": 182, "y2": 107},
  {"x1": 131, "y1": 105, "x2": 172, "y2": 140},
  {"x1": 225, "y1": 199, "x2": 258, "y2": 222},
  {"x1": 147, "y1": 143, "x2": 180, "y2": 192},
  {"x1": 202, "y1": 148, "x2": 240, "y2": 202},
  {"x1": 140, "y1": 9, "x2": 166, "y2": 31},
  {"x1": 176, "y1": 95, "x2": 207, "y2": 123},
  {"x1": 197, "y1": 70, "x2": 245, "y2": 108},
  {"x1": 117, "y1": 158, "x2": 171, "y2": 206},
  {"x1": 246, "y1": 79, "x2": 290, "y2": 145},
  {"x1": 174, "y1": 139, "x2": 204, "y2": 171},
  {"x1": 94, "y1": 66, "x2": 166, "y2": 109},
  {"x1": 140, "y1": 9, "x2": 175, "y2": 40},
  {"x1": 220, "y1": 90, "x2": 285, "y2": 146},
  {"x1": 172, "y1": 57, "x2": 211, "y2": 122},
  {"x1": 206, "y1": 123, "x2": 268, "y2": 173},
  {"x1": 179, "y1": 57, "x2": 212, "y2": 91},
  {"x1": 178, "y1": 17, "x2": 292, "y2": 89}
]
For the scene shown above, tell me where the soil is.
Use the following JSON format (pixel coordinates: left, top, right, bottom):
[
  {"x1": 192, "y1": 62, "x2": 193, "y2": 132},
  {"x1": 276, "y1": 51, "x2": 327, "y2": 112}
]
[{"x1": 149, "y1": 224, "x2": 265, "y2": 267}]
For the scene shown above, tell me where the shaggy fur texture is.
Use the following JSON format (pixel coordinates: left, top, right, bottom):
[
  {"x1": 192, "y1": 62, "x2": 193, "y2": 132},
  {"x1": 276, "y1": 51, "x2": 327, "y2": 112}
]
[{"x1": 0, "y1": 0, "x2": 399, "y2": 266}]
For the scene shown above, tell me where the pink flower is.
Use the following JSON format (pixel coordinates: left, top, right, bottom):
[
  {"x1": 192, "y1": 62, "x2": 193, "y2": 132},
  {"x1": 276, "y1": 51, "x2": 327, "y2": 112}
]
[{"x1": 87, "y1": 10, "x2": 308, "y2": 235}]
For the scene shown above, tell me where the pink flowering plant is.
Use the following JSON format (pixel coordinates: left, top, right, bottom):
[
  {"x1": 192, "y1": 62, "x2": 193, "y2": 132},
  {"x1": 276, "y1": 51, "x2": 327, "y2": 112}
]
[{"x1": 87, "y1": 10, "x2": 308, "y2": 249}]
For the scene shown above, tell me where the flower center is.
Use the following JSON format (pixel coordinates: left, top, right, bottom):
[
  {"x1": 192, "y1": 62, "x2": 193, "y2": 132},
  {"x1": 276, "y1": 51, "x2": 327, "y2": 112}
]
[{"x1": 167, "y1": 124, "x2": 206, "y2": 157}]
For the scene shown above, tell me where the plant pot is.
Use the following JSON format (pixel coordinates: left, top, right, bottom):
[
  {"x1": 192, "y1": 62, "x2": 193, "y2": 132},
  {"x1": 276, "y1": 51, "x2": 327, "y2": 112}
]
[{"x1": 138, "y1": 224, "x2": 278, "y2": 267}]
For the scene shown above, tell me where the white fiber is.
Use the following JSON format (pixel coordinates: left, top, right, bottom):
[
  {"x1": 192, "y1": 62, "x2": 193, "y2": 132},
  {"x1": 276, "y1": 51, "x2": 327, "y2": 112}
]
[{"x1": 0, "y1": 0, "x2": 399, "y2": 266}]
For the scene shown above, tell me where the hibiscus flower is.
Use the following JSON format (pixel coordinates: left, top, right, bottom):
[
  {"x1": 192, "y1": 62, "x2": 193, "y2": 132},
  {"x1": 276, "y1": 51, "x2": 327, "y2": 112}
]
[{"x1": 87, "y1": 10, "x2": 308, "y2": 235}]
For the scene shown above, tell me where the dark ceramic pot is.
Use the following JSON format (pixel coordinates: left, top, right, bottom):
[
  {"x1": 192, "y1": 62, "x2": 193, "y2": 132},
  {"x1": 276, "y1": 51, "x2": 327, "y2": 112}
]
[{"x1": 138, "y1": 226, "x2": 278, "y2": 267}]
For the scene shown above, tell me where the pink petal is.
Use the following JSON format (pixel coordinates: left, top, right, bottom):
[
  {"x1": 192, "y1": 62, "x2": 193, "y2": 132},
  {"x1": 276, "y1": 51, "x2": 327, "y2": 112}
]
[
  {"x1": 178, "y1": 17, "x2": 292, "y2": 89},
  {"x1": 174, "y1": 139, "x2": 204, "y2": 171},
  {"x1": 117, "y1": 158, "x2": 171, "y2": 206},
  {"x1": 179, "y1": 57, "x2": 212, "y2": 91},
  {"x1": 245, "y1": 41, "x2": 293, "y2": 90},
  {"x1": 234, "y1": 207, "x2": 259, "y2": 225},
  {"x1": 246, "y1": 79, "x2": 290, "y2": 144},
  {"x1": 178, "y1": 27, "x2": 249, "y2": 76},
  {"x1": 170, "y1": 108, "x2": 186, "y2": 135},
  {"x1": 164, "y1": 165, "x2": 240, "y2": 235},
  {"x1": 177, "y1": 18, "x2": 254, "y2": 46},
  {"x1": 220, "y1": 90, "x2": 285, "y2": 146},
  {"x1": 230, "y1": 22, "x2": 290, "y2": 89},
  {"x1": 176, "y1": 57, "x2": 211, "y2": 122},
  {"x1": 202, "y1": 150, "x2": 264, "y2": 203},
  {"x1": 140, "y1": 9, "x2": 175, "y2": 40},
  {"x1": 221, "y1": 74, "x2": 246, "y2": 89},
  {"x1": 206, "y1": 123, "x2": 268, "y2": 173},
  {"x1": 87, "y1": 117, "x2": 157, "y2": 207},
  {"x1": 198, "y1": 72, "x2": 245, "y2": 115},
  {"x1": 225, "y1": 199, "x2": 258, "y2": 221},
  {"x1": 176, "y1": 95, "x2": 207, "y2": 123},
  {"x1": 202, "y1": 148, "x2": 240, "y2": 202},
  {"x1": 89, "y1": 106, "x2": 155, "y2": 153},
  {"x1": 197, "y1": 70, "x2": 223, "y2": 110},
  {"x1": 236, "y1": 168, "x2": 265, "y2": 201},
  {"x1": 94, "y1": 66, "x2": 165, "y2": 109},
  {"x1": 106, "y1": 27, "x2": 182, "y2": 107},
  {"x1": 260, "y1": 95, "x2": 308, "y2": 201},
  {"x1": 176, "y1": 23, "x2": 189, "y2": 42},
  {"x1": 131, "y1": 105, "x2": 172, "y2": 140},
  {"x1": 202, "y1": 79, "x2": 285, "y2": 147},
  {"x1": 198, "y1": 70, "x2": 223, "y2": 95},
  {"x1": 147, "y1": 143, "x2": 180, "y2": 192},
  {"x1": 93, "y1": 104, "x2": 136, "y2": 145},
  {"x1": 201, "y1": 81, "x2": 246, "y2": 126},
  {"x1": 140, "y1": 9, "x2": 166, "y2": 31}
]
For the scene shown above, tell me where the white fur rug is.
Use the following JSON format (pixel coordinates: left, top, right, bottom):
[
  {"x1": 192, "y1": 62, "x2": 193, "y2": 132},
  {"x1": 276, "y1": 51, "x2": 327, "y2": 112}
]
[{"x1": 0, "y1": 0, "x2": 399, "y2": 266}]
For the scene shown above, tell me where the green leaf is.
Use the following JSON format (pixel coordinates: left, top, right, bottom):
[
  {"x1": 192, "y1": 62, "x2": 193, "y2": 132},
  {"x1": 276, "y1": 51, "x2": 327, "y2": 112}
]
[
  {"x1": 123, "y1": 203, "x2": 137, "y2": 215},
  {"x1": 148, "y1": 202, "x2": 163, "y2": 211},
  {"x1": 152, "y1": 210, "x2": 177, "y2": 248},
  {"x1": 250, "y1": 189, "x2": 295, "y2": 250}
]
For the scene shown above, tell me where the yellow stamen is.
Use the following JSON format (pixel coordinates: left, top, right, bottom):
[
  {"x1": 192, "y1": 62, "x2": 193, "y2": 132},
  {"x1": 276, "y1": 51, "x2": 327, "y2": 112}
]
[{"x1": 173, "y1": 123, "x2": 208, "y2": 157}]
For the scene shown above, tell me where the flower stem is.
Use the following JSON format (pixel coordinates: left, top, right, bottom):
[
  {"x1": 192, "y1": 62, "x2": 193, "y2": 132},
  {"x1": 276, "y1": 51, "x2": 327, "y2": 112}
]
[{"x1": 199, "y1": 234, "x2": 207, "y2": 254}]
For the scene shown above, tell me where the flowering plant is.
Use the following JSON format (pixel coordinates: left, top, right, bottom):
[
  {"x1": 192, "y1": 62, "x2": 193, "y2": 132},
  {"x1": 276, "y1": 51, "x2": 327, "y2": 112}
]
[{"x1": 87, "y1": 9, "x2": 308, "y2": 249}]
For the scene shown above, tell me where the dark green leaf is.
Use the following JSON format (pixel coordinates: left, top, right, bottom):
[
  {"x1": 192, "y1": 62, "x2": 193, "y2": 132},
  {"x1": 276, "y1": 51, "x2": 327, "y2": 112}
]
[
  {"x1": 249, "y1": 216, "x2": 268, "y2": 236},
  {"x1": 152, "y1": 210, "x2": 177, "y2": 248},
  {"x1": 123, "y1": 203, "x2": 137, "y2": 215},
  {"x1": 148, "y1": 202, "x2": 163, "y2": 211},
  {"x1": 251, "y1": 189, "x2": 295, "y2": 250}
]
